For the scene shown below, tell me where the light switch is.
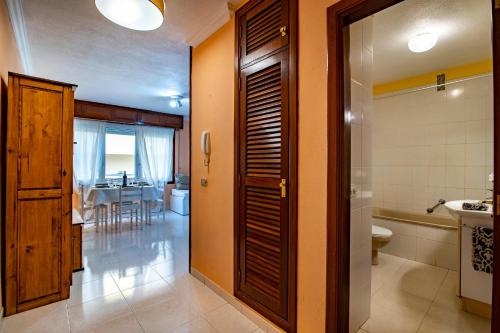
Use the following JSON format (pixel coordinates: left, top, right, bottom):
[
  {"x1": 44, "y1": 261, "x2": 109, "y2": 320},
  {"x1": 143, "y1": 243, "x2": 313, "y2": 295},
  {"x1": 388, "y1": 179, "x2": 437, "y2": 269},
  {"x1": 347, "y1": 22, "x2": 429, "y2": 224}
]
[{"x1": 201, "y1": 178, "x2": 208, "y2": 187}]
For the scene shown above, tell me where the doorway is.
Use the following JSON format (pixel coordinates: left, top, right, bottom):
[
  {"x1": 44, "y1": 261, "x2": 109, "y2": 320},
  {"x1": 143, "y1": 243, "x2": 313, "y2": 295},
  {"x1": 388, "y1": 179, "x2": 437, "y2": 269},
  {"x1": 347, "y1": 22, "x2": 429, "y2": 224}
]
[{"x1": 326, "y1": 0, "x2": 500, "y2": 332}]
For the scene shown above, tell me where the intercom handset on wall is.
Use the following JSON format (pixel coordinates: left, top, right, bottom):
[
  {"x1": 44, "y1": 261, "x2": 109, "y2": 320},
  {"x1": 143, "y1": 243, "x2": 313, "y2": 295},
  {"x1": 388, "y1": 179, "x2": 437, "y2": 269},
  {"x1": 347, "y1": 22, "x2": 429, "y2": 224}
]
[{"x1": 201, "y1": 131, "x2": 211, "y2": 166}]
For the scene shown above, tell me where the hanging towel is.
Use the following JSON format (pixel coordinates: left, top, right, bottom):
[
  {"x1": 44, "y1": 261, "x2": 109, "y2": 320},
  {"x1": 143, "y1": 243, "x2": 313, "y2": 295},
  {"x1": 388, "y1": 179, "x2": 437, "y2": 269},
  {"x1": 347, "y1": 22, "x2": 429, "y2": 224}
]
[{"x1": 472, "y1": 226, "x2": 494, "y2": 274}]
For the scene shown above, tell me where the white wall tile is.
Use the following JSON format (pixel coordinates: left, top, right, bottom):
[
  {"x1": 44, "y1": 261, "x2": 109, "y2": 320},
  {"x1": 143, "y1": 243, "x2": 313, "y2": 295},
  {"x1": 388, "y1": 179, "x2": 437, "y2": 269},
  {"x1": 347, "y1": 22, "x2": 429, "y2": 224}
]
[
  {"x1": 445, "y1": 122, "x2": 466, "y2": 144},
  {"x1": 445, "y1": 166, "x2": 465, "y2": 188},
  {"x1": 373, "y1": 70, "x2": 492, "y2": 272},
  {"x1": 445, "y1": 145, "x2": 465, "y2": 166},
  {"x1": 465, "y1": 166, "x2": 486, "y2": 189},
  {"x1": 380, "y1": 233, "x2": 417, "y2": 260},
  {"x1": 466, "y1": 120, "x2": 486, "y2": 143},
  {"x1": 465, "y1": 143, "x2": 486, "y2": 166}
]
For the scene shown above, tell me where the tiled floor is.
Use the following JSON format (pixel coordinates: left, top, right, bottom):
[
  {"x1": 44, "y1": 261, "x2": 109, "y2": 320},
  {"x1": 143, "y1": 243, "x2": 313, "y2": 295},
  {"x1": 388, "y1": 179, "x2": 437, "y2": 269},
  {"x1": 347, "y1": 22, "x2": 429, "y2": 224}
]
[
  {"x1": 360, "y1": 253, "x2": 491, "y2": 333},
  {"x1": 1, "y1": 211, "x2": 261, "y2": 333}
]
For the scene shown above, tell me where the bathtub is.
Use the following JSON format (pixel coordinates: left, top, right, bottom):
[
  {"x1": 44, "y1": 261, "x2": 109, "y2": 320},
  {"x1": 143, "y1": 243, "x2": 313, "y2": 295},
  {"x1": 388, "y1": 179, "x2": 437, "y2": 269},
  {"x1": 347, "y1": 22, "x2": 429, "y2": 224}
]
[{"x1": 372, "y1": 207, "x2": 458, "y2": 270}]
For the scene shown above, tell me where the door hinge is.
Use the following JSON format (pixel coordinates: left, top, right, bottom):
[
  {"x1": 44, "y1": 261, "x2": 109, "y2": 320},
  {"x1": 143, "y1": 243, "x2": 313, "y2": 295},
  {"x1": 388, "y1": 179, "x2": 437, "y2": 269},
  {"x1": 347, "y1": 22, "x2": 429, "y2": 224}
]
[
  {"x1": 280, "y1": 179, "x2": 287, "y2": 198},
  {"x1": 280, "y1": 26, "x2": 287, "y2": 37},
  {"x1": 238, "y1": 269, "x2": 241, "y2": 283}
]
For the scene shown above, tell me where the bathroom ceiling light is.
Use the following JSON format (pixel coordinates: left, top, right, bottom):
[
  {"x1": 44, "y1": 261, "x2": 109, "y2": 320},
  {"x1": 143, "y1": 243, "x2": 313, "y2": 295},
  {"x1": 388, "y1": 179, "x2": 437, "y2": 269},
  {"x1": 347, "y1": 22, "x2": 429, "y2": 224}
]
[
  {"x1": 408, "y1": 33, "x2": 438, "y2": 53},
  {"x1": 95, "y1": 0, "x2": 165, "y2": 31}
]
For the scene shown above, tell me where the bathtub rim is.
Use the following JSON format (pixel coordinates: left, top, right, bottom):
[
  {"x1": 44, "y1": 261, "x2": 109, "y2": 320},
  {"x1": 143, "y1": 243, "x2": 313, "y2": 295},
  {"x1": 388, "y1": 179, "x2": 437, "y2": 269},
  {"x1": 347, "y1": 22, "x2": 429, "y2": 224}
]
[{"x1": 372, "y1": 207, "x2": 458, "y2": 230}]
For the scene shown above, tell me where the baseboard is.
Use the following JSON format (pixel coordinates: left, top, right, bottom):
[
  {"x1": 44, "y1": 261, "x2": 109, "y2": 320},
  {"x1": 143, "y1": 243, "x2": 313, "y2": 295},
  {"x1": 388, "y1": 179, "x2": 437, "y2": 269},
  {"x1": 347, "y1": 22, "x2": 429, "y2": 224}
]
[
  {"x1": 0, "y1": 307, "x2": 5, "y2": 332},
  {"x1": 461, "y1": 297, "x2": 492, "y2": 319},
  {"x1": 190, "y1": 267, "x2": 284, "y2": 333}
]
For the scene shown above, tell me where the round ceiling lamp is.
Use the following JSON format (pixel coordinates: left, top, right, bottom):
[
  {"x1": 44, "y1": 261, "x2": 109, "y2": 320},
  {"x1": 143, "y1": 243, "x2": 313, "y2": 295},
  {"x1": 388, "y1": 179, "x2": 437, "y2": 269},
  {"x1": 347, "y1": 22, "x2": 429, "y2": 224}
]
[
  {"x1": 95, "y1": 0, "x2": 165, "y2": 31},
  {"x1": 408, "y1": 32, "x2": 438, "y2": 53}
]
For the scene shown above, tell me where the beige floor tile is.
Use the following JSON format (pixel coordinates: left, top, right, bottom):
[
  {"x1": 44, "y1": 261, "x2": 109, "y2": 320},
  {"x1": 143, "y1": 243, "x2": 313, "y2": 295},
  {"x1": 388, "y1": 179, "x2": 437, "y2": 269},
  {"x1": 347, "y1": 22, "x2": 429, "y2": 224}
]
[
  {"x1": 204, "y1": 304, "x2": 258, "y2": 333},
  {"x1": 252, "y1": 329, "x2": 266, "y2": 333},
  {"x1": 134, "y1": 296, "x2": 200, "y2": 333},
  {"x1": 1, "y1": 301, "x2": 69, "y2": 333},
  {"x1": 362, "y1": 303, "x2": 424, "y2": 333},
  {"x1": 69, "y1": 274, "x2": 120, "y2": 307},
  {"x1": 432, "y1": 270, "x2": 461, "y2": 310},
  {"x1": 184, "y1": 283, "x2": 227, "y2": 314},
  {"x1": 165, "y1": 274, "x2": 207, "y2": 293},
  {"x1": 68, "y1": 292, "x2": 132, "y2": 332},
  {"x1": 73, "y1": 313, "x2": 144, "y2": 333},
  {"x1": 168, "y1": 317, "x2": 218, "y2": 333},
  {"x1": 388, "y1": 260, "x2": 447, "y2": 300},
  {"x1": 417, "y1": 302, "x2": 491, "y2": 333},
  {"x1": 363, "y1": 286, "x2": 432, "y2": 333},
  {"x1": 122, "y1": 278, "x2": 177, "y2": 310},
  {"x1": 112, "y1": 267, "x2": 163, "y2": 291}
]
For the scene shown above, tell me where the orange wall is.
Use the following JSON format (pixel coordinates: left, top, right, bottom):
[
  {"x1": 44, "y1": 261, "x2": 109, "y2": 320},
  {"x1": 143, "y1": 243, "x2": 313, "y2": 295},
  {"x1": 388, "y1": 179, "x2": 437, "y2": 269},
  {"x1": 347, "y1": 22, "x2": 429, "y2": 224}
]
[
  {"x1": 0, "y1": 0, "x2": 21, "y2": 315},
  {"x1": 191, "y1": 0, "x2": 339, "y2": 331},
  {"x1": 191, "y1": 19, "x2": 235, "y2": 293}
]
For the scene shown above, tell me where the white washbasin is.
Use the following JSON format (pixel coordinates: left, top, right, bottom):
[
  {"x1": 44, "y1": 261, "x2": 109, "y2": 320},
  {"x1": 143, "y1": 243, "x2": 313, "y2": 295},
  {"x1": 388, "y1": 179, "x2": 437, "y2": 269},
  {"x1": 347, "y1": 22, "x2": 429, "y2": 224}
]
[{"x1": 444, "y1": 200, "x2": 493, "y2": 220}]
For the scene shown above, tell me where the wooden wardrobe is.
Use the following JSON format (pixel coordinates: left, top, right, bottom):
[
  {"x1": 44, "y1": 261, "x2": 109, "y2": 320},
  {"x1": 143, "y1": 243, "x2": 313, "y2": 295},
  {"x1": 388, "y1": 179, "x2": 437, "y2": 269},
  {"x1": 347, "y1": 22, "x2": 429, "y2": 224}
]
[{"x1": 4, "y1": 73, "x2": 76, "y2": 315}]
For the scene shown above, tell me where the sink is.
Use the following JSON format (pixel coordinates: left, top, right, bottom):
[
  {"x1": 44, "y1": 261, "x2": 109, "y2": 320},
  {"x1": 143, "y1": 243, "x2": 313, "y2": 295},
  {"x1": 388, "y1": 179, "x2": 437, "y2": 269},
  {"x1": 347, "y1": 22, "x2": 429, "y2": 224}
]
[{"x1": 444, "y1": 200, "x2": 493, "y2": 220}]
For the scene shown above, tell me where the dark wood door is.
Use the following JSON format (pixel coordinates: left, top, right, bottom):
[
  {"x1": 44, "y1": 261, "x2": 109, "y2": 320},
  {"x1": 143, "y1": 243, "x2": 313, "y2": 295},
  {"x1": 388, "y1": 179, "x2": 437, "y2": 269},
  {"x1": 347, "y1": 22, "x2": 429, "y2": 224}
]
[
  {"x1": 5, "y1": 74, "x2": 75, "y2": 315},
  {"x1": 239, "y1": 0, "x2": 289, "y2": 67},
  {"x1": 235, "y1": 0, "x2": 297, "y2": 331},
  {"x1": 238, "y1": 51, "x2": 289, "y2": 317}
]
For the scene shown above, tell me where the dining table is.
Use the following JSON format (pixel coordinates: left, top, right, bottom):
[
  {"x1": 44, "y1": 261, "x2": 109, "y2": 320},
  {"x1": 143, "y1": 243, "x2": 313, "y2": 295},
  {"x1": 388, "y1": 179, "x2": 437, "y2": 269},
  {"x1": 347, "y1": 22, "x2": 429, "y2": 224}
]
[
  {"x1": 86, "y1": 185, "x2": 159, "y2": 206},
  {"x1": 86, "y1": 185, "x2": 159, "y2": 227}
]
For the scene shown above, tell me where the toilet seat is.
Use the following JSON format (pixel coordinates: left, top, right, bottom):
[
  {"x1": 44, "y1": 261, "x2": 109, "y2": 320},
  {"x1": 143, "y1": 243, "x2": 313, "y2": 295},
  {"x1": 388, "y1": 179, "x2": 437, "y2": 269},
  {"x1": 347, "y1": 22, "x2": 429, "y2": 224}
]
[{"x1": 372, "y1": 225, "x2": 392, "y2": 239}]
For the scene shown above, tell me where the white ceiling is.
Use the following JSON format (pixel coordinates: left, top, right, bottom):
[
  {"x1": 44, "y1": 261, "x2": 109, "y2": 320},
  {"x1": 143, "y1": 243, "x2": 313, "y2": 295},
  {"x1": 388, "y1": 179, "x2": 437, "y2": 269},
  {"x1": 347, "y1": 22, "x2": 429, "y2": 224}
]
[
  {"x1": 373, "y1": 0, "x2": 492, "y2": 84},
  {"x1": 17, "y1": 0, "x2": 240, "y2": 116}
]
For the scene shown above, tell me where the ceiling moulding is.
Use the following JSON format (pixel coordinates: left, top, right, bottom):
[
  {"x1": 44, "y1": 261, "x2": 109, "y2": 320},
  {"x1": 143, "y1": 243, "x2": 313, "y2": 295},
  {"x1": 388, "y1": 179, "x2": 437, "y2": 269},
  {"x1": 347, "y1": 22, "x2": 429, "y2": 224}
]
[
  {"x1": 6, "y1": 0, "x2": 33, "y2": 74},
  {"x1": 186, "y1": 2, "x2": 236, "y2": 47}
]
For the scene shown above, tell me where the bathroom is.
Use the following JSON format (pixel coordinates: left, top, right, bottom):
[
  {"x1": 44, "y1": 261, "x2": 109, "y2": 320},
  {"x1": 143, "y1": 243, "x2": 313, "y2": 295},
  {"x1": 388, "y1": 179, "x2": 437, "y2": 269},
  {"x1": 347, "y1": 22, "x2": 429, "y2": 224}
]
[{"x1": 348, "y1": 0, "x2": 494, "y2": 332}]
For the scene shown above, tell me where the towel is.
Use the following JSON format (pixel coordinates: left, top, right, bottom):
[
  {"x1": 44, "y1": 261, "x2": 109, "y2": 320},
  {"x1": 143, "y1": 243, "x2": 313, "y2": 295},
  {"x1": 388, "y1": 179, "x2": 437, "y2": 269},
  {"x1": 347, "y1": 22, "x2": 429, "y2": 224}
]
[
  {"x1": 472, "y1": 226, "x2": 494, "y2": 274},
  {"x1": 462, "y1": 202, "x2": 488, "y2": 211}
]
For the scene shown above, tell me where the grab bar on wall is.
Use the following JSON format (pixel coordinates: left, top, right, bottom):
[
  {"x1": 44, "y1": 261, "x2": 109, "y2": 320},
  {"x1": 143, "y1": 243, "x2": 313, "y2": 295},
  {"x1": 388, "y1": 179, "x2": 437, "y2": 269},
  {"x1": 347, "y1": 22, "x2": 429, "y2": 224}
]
[{"x1": 427, "y1": 199, "x2": 446, "y2": 214}]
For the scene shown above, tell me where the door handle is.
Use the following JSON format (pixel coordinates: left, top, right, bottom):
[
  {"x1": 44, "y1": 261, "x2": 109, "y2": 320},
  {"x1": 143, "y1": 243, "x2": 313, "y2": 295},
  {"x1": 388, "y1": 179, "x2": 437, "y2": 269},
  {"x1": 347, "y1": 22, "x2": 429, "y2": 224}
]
[{"x1": 280, "y1": 179, "x2": 287, "y2": 198}]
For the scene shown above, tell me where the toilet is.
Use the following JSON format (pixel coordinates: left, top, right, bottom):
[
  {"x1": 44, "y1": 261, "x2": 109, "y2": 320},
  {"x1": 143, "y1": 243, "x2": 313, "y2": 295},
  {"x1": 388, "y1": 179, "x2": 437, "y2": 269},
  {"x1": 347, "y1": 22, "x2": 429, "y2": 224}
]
[{"x1": 372, "y1": 225, "x2": 392, "y2": 265}]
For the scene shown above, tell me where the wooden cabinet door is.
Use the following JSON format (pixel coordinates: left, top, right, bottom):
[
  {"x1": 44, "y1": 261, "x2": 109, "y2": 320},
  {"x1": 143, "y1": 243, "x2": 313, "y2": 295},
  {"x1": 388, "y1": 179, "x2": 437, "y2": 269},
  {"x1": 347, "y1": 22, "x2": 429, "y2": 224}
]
[
  {"x1": 238, "y1": 51, "x2": 289, "y2": 316},
  {"x1": 236, "y1": 0, "x2": 297, "y2": 331},
  {"x1": 5, "y1": 74, "x2": 74, "y2": 315},
  {"x1": 239, "y1": 0, "x2": 289, "y2": 67}
]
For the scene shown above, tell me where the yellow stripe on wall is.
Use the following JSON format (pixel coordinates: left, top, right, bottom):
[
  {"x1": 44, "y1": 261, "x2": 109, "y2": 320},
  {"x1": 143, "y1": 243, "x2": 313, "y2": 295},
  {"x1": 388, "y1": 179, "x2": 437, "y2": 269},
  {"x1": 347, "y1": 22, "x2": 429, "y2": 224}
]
[{"x1": 373, "y1": 59, "x2": 493, "y2": 96}]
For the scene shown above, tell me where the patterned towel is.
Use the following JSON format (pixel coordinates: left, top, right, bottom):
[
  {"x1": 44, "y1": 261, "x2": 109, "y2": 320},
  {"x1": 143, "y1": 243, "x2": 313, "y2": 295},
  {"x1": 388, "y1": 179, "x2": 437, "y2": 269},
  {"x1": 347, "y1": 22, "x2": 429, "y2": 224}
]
[{"x1": 472, "y1": 226, "x2": 494, "y2": 274}]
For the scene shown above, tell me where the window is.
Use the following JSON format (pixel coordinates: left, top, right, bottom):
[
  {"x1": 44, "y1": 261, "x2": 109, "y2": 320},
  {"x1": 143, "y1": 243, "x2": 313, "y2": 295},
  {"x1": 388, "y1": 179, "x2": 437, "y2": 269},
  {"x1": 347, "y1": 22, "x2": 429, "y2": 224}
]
[{"x1": 105, "y1": 131, "x2": 136, "y2": 179}]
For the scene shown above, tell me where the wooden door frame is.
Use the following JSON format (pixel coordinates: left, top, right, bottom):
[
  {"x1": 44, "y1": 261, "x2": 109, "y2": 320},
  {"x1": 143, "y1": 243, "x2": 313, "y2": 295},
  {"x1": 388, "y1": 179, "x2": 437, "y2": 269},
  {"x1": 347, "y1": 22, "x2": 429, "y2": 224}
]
[
  {"x1": 326, "y1": 0, "x2": 500, "y2": 332},
  {"x1": 233, "y1": 0, "x2": 298, "y2": 331}
]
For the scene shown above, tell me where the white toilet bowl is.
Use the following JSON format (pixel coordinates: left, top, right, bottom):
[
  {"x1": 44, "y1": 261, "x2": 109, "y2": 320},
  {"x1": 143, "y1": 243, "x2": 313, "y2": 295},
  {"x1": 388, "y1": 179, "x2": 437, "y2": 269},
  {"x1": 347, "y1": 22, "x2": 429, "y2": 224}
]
[{"x1": 372, "y1": 225, "x2": 392, "y2": 265}]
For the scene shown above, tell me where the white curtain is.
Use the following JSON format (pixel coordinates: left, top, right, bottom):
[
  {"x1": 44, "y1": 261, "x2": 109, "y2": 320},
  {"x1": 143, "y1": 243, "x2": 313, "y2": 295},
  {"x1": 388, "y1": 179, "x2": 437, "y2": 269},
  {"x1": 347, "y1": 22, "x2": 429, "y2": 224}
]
[
  {"x1": 136, "y1": 126, "x2": 174, "y2": 188},
  {"x1": 73, "y1": 119, "x2": 105, "y2": 196}
]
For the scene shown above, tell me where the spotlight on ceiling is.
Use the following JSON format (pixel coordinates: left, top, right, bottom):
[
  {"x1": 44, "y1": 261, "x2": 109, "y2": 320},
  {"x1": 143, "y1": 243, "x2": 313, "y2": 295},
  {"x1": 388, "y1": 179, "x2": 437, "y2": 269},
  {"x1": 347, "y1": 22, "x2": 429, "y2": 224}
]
[
  {"x1": 95, "y1": 0, "x2": 165, "y2": 31},
  {"x1": 169, "y1": 96, "x2": 182, "y2": 108},
  {"x1": 408, "y1": 32, "x2": 438, "y2": 53}
]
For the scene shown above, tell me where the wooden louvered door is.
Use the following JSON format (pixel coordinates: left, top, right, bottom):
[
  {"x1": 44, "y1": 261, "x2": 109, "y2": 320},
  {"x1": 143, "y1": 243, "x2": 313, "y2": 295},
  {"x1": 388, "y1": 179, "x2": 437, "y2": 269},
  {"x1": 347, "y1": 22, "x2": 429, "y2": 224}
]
[
  {"x1": 239, "y1": 51, "x2": 289, "y2": 317},
  {"x1": 239, "y1": 0, "x2": 289, "y2": 67},
  {"x1": 235, "y1": 0, "x2": 296, "y2": 330}
]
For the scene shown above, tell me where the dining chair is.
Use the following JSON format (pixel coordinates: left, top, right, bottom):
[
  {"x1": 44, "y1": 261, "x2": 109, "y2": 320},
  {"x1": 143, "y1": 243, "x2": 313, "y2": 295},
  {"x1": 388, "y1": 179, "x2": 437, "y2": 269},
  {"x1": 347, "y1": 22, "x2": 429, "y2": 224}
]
[
  {"x1": 112, "y1": 186, "x2": 144, "y2": 231},
  {"x1": 78, "y1": 184, "x2": 93, "y2": 223}
]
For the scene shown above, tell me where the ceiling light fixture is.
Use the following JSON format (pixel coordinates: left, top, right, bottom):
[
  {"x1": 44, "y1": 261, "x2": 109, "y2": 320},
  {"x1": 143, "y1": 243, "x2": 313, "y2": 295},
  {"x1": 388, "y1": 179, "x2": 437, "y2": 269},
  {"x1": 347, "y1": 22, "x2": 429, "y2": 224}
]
[
  {"x1": 408, "y1": 32, "x2": 438, "y2": 53},
  {"x1": 95, "y1": 0, "x2": 165, "y2": 31},
  {"x1": 169, "y1": 96, "x2": 182, "y2": 108}
]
